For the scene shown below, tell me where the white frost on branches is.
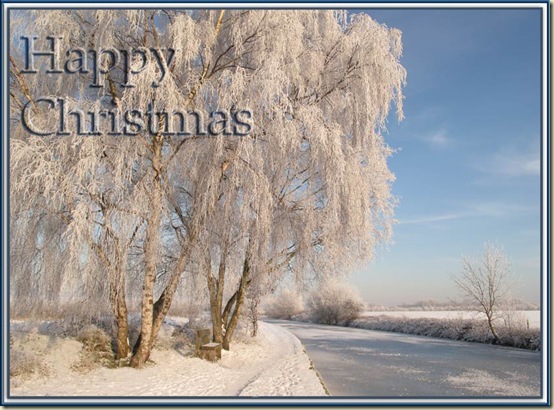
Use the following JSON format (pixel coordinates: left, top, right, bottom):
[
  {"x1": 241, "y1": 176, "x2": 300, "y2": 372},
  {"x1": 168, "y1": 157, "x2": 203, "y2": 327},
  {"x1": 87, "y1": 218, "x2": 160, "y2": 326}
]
[{"x1": 10, "y1": 9, "x2": 406, "y2": 362}]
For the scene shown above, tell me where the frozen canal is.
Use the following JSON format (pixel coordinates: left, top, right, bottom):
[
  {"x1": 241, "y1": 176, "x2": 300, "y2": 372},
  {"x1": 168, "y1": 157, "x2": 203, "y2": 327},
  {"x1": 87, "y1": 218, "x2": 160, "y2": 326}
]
[{"x1": 271, "y1": 320, "x2": 541, "y2": 398}]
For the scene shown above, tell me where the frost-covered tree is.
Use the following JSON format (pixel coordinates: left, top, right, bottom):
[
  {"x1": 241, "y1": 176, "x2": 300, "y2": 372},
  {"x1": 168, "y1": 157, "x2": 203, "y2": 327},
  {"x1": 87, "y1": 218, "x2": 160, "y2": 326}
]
[
  {"x1": 453, "y1": 243, "x2": 513, "y2": 342},
  {"x1": 263, "y1": 288, "x2": 304, "y2": 320},
  {"x1": 175, "y1": 10, "x2": 405, "y2": 349},
  {"x1": 307, "y1": 279, "x2": 366, "y2": 325},
  {"x1": 10, "y1": 9, "x2": 405, "y2": 364}
]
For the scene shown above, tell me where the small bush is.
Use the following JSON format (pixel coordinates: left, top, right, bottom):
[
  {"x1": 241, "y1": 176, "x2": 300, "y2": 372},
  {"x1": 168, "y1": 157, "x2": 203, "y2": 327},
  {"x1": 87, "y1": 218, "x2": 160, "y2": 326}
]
[
  {"x1": 153, "y1": 325, "x2": 193, "y2": 352},
  {"x1": 170, "y1": 327, "x2": 193, "y2": 351},
  {"x1": 76, "y1": 325, "x2": 113, "y2": 351},
  {"x1": 72, "y1": 325, "x2": 115, "y2": 372},
  {"x1": 263, "y1": 289, "x2": 304, "y2": 319},
  {"x1": 307, "y1": 280, "x2": 365, "y2": 325},
  {"x1": 9, "y1": 331, "x2": 50, "y2": 385},
  {"x1": 10, "y1": 349, "x2": 49, "y2": 380}
]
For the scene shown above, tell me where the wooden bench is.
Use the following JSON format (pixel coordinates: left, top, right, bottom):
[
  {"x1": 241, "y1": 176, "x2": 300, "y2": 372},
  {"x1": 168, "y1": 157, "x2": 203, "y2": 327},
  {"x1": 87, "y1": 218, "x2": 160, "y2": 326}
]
[
  {"x1": 195, "y1": 328, "x2": 211, "y2": 352},
  {"x1": 194, "y1": 328, "x2": 222, "y2": 362},
  {"x1": 198, "y1": 342, "x2": 222, "y2": 362}
]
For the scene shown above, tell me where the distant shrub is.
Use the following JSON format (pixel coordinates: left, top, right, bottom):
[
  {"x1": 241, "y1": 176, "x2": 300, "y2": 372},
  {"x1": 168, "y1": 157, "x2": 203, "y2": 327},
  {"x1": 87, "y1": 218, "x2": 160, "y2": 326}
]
[
  {"x1": 264, "y1": 289, "x2": 304, "y2": 319},
  {"x1": 307, "y1": 280, "x2": 365, "y2": 325}
]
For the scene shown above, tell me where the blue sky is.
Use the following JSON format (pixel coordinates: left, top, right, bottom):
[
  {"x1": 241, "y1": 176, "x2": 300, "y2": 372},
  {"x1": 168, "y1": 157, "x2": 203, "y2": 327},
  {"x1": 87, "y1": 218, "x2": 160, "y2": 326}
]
[{"x1": 350, "y1": 8, "x2": 542, "y2": 306}]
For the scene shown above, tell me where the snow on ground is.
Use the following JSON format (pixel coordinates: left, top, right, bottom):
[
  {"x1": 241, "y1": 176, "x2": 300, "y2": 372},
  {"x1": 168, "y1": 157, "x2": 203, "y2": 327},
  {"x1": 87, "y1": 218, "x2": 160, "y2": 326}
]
[
  {"x1": 361, "y1": 310, "x2": 541, "y2": 329},
  {"x1": 10, "y1": 321, "x2": 327, "y2": 397}
]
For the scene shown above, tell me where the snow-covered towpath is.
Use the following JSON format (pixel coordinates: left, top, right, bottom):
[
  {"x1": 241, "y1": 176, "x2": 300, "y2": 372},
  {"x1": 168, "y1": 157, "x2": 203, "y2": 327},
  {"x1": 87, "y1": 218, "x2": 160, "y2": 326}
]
[
  {"x1": 10, "y1": 321, "x2": 326, "y2": 398},
  {"x1": 271, "y1": 320, "x2": 541, "y2": 398}
]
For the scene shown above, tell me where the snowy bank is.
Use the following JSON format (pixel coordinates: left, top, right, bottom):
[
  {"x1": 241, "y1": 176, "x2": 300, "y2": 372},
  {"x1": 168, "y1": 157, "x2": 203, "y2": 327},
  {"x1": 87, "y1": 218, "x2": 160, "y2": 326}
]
[
  {"x1": 290, "y1": 312, "x2": 541, "y2": 350},
  {"x1": 10, "y1": 321, "x2": 327, "y2": 397}
]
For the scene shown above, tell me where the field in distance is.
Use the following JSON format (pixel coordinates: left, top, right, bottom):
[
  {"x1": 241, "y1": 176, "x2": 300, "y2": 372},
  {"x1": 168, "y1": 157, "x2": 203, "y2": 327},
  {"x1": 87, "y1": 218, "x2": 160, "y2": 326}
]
[{"x1": 361, "y1": 310, "x2": 541, "y2": 329}]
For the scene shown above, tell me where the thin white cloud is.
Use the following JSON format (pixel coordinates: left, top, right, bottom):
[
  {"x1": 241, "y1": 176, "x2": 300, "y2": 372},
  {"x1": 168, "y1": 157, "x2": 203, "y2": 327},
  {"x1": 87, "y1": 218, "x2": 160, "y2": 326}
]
[
  {"x1": 418, "y1": 127, "x2": 451, "y2": 149},
  {"x1": 400, "y1": 202, "x2": 535, "y2": 225},
  {"x1": 401, "y1": 212, "x2": 468, "y2": 225},
  {"x1": 489, "y1": 152, "x2": 539, "y2": 176},
  {"x1": 475, "y1": 143, "x2": 540, "y2": 178},
  {"x1": 466, "y1": 202, "x2": 536, "y2": 218}
]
